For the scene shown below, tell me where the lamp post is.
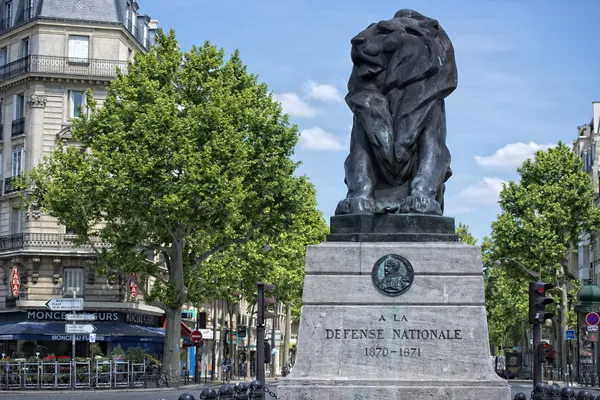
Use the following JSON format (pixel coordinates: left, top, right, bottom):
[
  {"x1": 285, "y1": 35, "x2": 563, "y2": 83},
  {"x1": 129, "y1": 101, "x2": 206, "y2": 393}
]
[{"x1": 494, "y1": 258, "x2": 541, "y2": 280}]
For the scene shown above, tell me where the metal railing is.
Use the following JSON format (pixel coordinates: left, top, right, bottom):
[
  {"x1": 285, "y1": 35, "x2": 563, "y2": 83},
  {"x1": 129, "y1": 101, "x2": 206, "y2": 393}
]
[
  {"x1": 0, "y1": 360, "x2": 154, "y2": 390},
  {"x1": 3, "y1": 176, "x2": 18, "y2": 195},
  {"x1": 0, "y1": 232, "x2": 109, "y2": 252},
  {"x1": 0, "y1": 17, "x2": 11, "y2": 33},
  {"x1": 0, "y1": 55, "x2": 129, "y2": 82},
  {"x1": 11, "y1": 117, "x2": 24, "y2": 137}
]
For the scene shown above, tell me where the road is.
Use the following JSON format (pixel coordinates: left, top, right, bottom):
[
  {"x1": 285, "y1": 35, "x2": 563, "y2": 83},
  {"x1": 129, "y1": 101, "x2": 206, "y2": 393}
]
[{"x1": 0, "y1": 381, "x2": 598, "y2": 399}]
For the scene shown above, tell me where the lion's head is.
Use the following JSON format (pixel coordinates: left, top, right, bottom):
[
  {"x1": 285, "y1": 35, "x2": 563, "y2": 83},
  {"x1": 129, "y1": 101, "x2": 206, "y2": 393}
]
[{"x1": 349, "y1": 9, "x2": 456, "y2": 96}]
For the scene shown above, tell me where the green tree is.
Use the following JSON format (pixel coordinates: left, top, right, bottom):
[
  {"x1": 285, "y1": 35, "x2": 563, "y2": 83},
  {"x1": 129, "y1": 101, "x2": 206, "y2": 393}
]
[
  {"x1": 20, "y1": 30, "x2": 317, "y2": 383},
  {"x1": 456, "y1": 222, "x2": 477, "y2": 245},
  {"x1": 489, "y1": 142, "x2": 600, "y2": 370}
]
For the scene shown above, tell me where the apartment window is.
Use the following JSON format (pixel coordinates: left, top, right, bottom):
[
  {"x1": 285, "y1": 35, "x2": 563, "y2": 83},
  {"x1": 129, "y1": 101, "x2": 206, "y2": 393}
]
[
  {"x1": 23, "y1": 0, "x2": 33, "y2": 19},
  {"x1": 11, "y1": 147, "x2": 22, "y2": 176},
  {"x1": 21, "y1": 38, "x2": 28, "y2": 59},
  {"x1": 68, "y1": 35, "x2": 89, "y2": 63},
  {"x1": 132, "y1": 11, "x2": 137, "y2": 36},
  {"x1": 70, "y1": 90, "x2": 85, "y2": 118},
  {"x1": 65, "y1": 226, "x2": 77, "y2": 235},
  {"x1": 14, "y1": 93, "x2": 24, "y2": 119},
  {"x1": 126, "y1": 1, "x2": 131, "y2": 30},
  {"x1": 10, "y1": 207, "x2": 21, "y2": 234},
  {"x1": 143, "y1": 24, "x2": 148, "y2": 48},
  {"x1": 4, "y1": 1, "x2": 11, "y2": 29},
  {"x1": 63, "y1": 268, "x2": 84, "y2": 297},
  {"x1": 0, "y1": 47, "x2": 7, "y2": 66},
  {"x1": 0, "y1": 154, "x2": 3, "y2": 178}
]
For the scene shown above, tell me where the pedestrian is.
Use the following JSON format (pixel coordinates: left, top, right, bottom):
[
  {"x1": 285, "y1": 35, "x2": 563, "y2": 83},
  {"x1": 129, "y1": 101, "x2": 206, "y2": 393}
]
[{"x1": 223, "y1": 354, "x2": 232, "y2": 383}]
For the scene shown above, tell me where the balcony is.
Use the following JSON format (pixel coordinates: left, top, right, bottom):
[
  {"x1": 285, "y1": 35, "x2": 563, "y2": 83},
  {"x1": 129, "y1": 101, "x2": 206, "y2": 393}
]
[
  {"x1": 0, "y1": 55, "x2": 129, "y2": 83},
  {"x1": 11, "y1": 117, "x2": 24, "y2": 137},
  {"x1": 0, "y1": 233, "x2": 108, "y2": 253},
  {"x1": 3, "y1": 175, "x2": 19, "y2": 194},
  {"x1": 0, "y1": 17, "x2": 11, "y2": 33}
]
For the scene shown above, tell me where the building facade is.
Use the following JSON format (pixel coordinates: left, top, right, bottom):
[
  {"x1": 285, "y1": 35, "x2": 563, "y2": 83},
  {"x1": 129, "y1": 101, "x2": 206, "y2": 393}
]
[
  {"x1": 571, "y1": 102, "x2": 600, "y2": 284},
  {"x1": 0, "y1": 0, "x2": 167, "y2": 360}
]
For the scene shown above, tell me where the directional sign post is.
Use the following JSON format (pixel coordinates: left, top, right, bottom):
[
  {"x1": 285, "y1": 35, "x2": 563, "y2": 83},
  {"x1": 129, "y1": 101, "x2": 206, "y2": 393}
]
[
  {"x1": 566, "y1": 329, "x2": 575, "y2": 340},
  {"x1": 65, "y1": 324, "x2": 96, "y2": 334},
  {"x1": 65, "y1": 314, "x2": 96, "y2": 321},
  {"x1": 45, "y1": 298, "x2": 83, "y2": 311}
]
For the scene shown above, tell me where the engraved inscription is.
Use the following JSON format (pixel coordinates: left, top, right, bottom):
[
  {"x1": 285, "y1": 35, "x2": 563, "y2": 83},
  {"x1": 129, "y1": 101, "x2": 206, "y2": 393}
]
[
  {"x1": 323, "y1": 314, "x2": 463, "y2": 358},
  {"x1": 371, "y1": 254, "x2": 414, "y2": 296}
]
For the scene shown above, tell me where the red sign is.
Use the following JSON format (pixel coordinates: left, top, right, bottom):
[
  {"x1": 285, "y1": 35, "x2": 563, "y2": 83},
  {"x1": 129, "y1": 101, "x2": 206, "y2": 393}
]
[
  {"x1": 190, "y1": 330, "x2": 203, "y2": 342},
  {"x1": 10, "y1": 268, "x2": 20, "y2": 297},
  {"x1": 129, "y1": 274, "x2": 138, "y2": 298},
  {"x1": 587, "y1": 312, "x2": 600, "y2": 326}
]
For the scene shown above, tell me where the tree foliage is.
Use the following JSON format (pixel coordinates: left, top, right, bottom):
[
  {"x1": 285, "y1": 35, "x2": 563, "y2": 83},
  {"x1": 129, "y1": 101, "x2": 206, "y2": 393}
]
[
  {"x1": 20, "y1": 30, "x2": 324, "y2": 381},
  {"x1": 486, "y1": 142, "x2": 600, "y2": 351},
  {"x1": 456, "y1": 222, "x2": 477, "y2": 245}
]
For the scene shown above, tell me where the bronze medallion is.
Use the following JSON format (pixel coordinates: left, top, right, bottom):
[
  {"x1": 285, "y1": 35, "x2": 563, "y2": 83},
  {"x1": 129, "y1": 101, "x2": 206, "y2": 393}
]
[{"x1": 371, "y1": 254, "x2": 414, "y2": 296}]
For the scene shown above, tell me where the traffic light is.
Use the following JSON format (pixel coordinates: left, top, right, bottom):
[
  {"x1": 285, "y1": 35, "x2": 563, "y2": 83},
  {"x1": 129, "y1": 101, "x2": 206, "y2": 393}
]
[
  {"x1": 528, "y1": 281, "x2": 554, "y2": 324},
  {"x1": 537, "y1": 342, "x2": 552, "y2": 363}
]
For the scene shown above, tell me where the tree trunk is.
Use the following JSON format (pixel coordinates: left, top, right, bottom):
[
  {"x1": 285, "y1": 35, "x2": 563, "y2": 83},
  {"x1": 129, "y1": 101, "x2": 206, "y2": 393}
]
[
  {"x1": 219, "y1": 299, "x2": 225, "y2": 380},
  {"x1": 283, "y1": 304, "x2": 291, "y2": 367},
  {"x1": 163, "y1": 306, "x2": 183, "y2": 384}
]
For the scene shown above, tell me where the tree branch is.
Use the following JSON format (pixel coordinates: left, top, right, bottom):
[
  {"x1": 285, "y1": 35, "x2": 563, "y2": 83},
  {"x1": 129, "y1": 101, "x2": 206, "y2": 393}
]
[{"x1": 190, "y1": 208, "x2": 274, "y2": 272}]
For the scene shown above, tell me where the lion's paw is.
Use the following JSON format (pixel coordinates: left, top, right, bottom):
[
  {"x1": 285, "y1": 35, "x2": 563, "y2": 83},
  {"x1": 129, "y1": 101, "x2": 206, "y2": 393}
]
[
  {"x1": 400, "y1": 196, "x2": 442, "y2": 215},
  {"x1": 335, "y1": 197, "x2": 376, "y2": 215}
]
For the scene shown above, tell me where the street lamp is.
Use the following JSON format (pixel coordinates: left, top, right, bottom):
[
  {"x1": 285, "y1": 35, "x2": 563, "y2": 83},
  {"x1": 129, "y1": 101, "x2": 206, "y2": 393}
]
[{"x1": 494, "y1": 258, "x2": 541, "y2": 279}]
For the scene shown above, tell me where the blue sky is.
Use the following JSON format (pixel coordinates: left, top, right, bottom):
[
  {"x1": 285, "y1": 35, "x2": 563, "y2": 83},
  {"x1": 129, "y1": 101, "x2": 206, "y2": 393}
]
[{"x1": 141, "y1": 0, "x2": 600, "y2": 242}]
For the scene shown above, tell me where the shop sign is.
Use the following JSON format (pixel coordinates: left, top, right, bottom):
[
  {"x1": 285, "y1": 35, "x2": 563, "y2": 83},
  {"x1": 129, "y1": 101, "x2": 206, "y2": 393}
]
[
  {"x1": 50, "y1": 335, "x2": 105, "y2": 341},
  {"x1": 0, "y1": 335, "x2": 13, "y2": 340},
  {"x1": 28, "y1": 310, "x2": 119, "y2": 322},
  {"x1": 199, "y1": 329, "x2": 213, "y2": 340},
  {"x1": 10, "y1": 268, "x2": 20, "y2": 297},
  {"x1": 124, "y1": 313, "x2": 159, "y2": 326},
  {"x1": 129, "y1": 275, "x2": 138, "y2": 298}
]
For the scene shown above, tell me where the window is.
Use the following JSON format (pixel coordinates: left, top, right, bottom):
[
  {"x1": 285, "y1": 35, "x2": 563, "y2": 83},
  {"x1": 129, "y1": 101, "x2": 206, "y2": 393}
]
[
  {"x1": 14, "y1": 93, "x2": 24, "y2": 119},
  {"x1": 132, "y1": 11, "x2": 137, "y2": 36},
  {"x1": 24, "y1": 0, "x2": 33, "y2": 19},
  {"x1": 4, "y1": 1, "x2": 11, "y2": 29},
  {"x1": 63, "y1": 268, "x2": 84, "y2": 297},
  {"x1": 11, "y1": 147, "x2": 22, "y2": 176},
  {"x1": 126, "y1": 1, "x2": 131, "y2": 30},
  {"x1": 10, "y1": 207, "x2": 21, "y2": 234},
  {"x1": 0, "y1": 47, "x2": 7, "y2": 66},
  {"x1": 70, "y1": 90, "x2": 85, "y2": 118},
  {"x1": 143, "y1": 25, "x2": 148, "y2": 47},
  {"x1": 68, "y1": 35, "x2": 89, "y2": 62},
  {"x1": 0, "y1": 154, "x2": 3, "y2": 178},
  {"x1": 65, "y1": 226, "x2": 77, "y2": 235},
  {"x1": 21, "y1": 38, "x2": 28, "y2": 59}
]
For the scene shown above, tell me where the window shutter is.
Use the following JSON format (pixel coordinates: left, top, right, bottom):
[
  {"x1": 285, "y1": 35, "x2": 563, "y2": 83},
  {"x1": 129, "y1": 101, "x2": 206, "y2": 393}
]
[{"x1": 68, "y1": 36, "x2": 89, "y2": 60}]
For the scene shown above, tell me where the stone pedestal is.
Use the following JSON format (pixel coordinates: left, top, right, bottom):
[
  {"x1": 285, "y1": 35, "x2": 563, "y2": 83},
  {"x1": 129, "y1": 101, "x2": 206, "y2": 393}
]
[{"x1": 277, "y1": 241, "x2": 510, "y2": 400}]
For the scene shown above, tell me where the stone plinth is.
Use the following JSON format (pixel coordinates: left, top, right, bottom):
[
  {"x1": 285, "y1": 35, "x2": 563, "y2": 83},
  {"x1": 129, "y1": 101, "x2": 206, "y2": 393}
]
[{"x1": 277, "y1": 242, "x2": 510, "y2": 400}]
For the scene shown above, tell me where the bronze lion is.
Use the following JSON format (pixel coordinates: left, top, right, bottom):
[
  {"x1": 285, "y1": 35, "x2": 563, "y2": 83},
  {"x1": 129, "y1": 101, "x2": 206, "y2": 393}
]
[{"x1": 335, "y1": 9, "x2": 457, "y2": 216}]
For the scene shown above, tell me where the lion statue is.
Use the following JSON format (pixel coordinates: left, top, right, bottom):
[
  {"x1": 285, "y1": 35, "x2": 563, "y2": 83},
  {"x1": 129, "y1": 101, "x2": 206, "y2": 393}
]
[{"x1": 335, "y1": 9, "x2": 457, "y2": 216}]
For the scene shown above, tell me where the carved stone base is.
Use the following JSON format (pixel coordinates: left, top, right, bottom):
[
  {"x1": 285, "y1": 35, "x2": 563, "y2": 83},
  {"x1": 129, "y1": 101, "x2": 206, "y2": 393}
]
[
  {"x1": 327, "y1": 213, "x2": 459, "y2": 242},
  {"x1": 277, "y1": 242, "x2": 509, "y2": 400}
]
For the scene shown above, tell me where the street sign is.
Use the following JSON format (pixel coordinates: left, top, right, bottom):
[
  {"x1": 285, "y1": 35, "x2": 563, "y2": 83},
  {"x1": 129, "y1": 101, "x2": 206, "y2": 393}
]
[
  {"x1": 65, "y1": 324, "x2": 96, "y2": 334},
  {"x1": 65, "y1": 314, "x2": 96, "y2": 321},
  {"x1": 10, "y1": 268, "x2": 20, "y2": 297},
  {"x1": 46, "y1": 298, "x2": 83, "y2": 311},
  {"x1": 566, "y1": 329, "x2": 575, "y2": 340},
  {"x1": 190, "y1": 330, "x2": 203, "y2": 343},
  {"x1": 586, "y1": 312, "x2": 600, "y2": 326},
  {"x1": 588, "y1": 326, "x2": 599, "y2": 332},
  {"x1": 89, "y1": 333, "x2": 96, "y2": 343}
]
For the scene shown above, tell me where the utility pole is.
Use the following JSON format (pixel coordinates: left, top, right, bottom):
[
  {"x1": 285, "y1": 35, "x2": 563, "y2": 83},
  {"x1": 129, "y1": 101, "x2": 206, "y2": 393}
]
[{"x1": 211, "y1": 299, "x2": 217, "y2": 381}]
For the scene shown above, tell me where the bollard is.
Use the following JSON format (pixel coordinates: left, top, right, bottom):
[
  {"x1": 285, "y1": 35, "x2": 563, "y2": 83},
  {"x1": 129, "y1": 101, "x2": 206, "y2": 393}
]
[
  {"x1": 199, "y1": 387, "x2": 217, "y2": 400},
  {"x1": 561, "y1": 387, "x2": 575, "y2": 400},
  {"x1": 235, "y1": 382, "x2": 250, "y2": 400},
  {"x1": 533, "y1": 382, "x2": 547, "y2": 400},
  {"x1": 178, "y1": 394, "x2": 196, "y2": 400},
  {"x1": 219, "y1": 384, "x2": 235, "y2": 400},
  {"x1": 513, "y1": 392, "x2": 526, "y2": 400},
  {"x1": 547, "y1": 385, "x2": 560, "y2": 399},
  {"x1": 577, "y1": 391, "x2": 593, "y2": 400},
  {"x1": 250, "y1": 380, "x2": 264, "y2": 400}
]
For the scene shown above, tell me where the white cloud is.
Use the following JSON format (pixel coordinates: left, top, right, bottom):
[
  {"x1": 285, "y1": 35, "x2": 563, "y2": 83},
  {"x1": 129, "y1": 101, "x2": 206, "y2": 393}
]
[
  {"x1": 475, "y1": 142, "x2": 556, "y2": 169},
  {"x1": 304, "y1": 81, "x2": 344, "y2": 103},
  {"x1": 455, "y1": 177, "x2": 506, "y2": 205},
  {"x1": 273, "y1": 93, "x2": 317, "y2": 117},
  {"x1": 299, "y1": 127, "x2": 345, "y2": 151}
]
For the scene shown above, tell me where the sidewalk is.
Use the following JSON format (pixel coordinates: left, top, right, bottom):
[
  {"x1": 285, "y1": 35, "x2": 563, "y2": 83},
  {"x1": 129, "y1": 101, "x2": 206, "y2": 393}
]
[{"x1": 510, "y1": 379, "x2": 600, "y2": 393}]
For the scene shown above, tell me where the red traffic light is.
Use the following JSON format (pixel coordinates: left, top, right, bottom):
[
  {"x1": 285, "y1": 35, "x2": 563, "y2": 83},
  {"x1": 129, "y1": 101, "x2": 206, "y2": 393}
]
[
  {"x1": 537, "y1": 288, "x2": 545, "y2": 294},
  {"x1": 542, "y1": 342, "x2": 548, "y2": 348}
]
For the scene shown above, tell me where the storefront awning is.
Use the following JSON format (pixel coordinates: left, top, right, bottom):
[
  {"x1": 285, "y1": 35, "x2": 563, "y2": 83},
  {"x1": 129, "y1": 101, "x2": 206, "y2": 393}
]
[{"x1": 0, "y1": 321, "x2": 166, "y2": 342}]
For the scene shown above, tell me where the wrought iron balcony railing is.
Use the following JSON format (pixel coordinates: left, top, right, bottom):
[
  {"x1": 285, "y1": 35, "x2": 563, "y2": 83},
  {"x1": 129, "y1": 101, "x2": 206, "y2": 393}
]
[
  {"x1": 0, "y1": 233, "x2": 107, "y2": 253},
  {"x1": 0, "y1": 17, "x2": 11, "y2": 32},
  {"x1": 3, "y1": 175, "x2": 19, "y2": 195},
  {"x1": 0, "y1": 55, "x2": 129, "y2": 82},
  {"x1": 11, "y1": 117, "x2": 24, "y2": 137}
]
